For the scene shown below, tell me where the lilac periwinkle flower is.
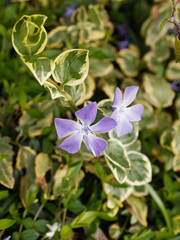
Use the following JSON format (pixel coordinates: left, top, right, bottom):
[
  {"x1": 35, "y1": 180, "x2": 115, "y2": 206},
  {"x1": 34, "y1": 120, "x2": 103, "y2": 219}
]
[
  {"x1": 117, "y1": 22, "x2": 128, "y2": 37},
  {"x1": 171, "y1": 80, "x2": 179, "y2": 92},
  {"x1": 111, "y1": 86, "x2": 144, "y2": 137},
  {"x1": 55, "y1": 102, "x2": 117, "y2": 157},
  {"x1": 117, "y1": 39, "x2": 130, "y2": 50},
  {"x1": 64, "y1": 3, "x2": 76, "y2": 19}
]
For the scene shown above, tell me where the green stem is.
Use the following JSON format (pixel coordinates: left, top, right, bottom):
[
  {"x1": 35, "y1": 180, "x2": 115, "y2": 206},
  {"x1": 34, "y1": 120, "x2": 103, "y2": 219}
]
[
  {"x1": 19, "y1": 208, "x2": 28, "y2": 236},
  {"x1": 145, "y1": 183, "x2": 172, "y2": 234},
  {"x1": 46, "y1": 79, "x2": 78, "y2": 111},
  {"x1": 33, "y1": 201, "x2": 46, "y2": 222},
  {"x1": 62, "y1": 192, "x2": 72, "y2": 226}
]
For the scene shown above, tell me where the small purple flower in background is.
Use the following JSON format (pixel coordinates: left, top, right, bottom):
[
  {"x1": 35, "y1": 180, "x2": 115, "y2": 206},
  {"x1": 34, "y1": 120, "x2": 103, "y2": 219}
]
[
  {"x1": 64, "y1": 3, "x2": 76, "y2": 19},
  {"x1": 111, "y1": 86, "x2": 144, "y2": 137},
  {"x1": 117, "y1": 39, "x2": 130, "y2": 50},
  {"x1": 117, "y1": 22, "x2": 130, "y2": 50},
  {"x1": 55, "y1": 102, "x2": 117, "y2": 157},
  {"x1": 171, "y1": 80, "x2": 179, "y2": 91},
  {"x1": 117, "y1": 22, "x2": 128, "y2": 37}
]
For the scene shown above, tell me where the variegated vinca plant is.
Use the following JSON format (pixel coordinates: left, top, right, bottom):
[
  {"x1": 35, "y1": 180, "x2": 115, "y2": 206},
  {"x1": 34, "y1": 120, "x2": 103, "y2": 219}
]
[{"x1": 11, "y1": 14, "x2": 152, "y2": 233}]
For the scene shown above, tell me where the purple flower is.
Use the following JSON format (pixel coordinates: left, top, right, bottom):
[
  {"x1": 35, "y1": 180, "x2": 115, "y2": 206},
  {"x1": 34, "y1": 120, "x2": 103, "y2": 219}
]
[
  {"x1": 64, "y1": 3, "x2": 76, "y2": 19},
  {"x1": 117, "y1": 39, "x2": 130, "y2": 50},
  {"x1": 55, "y1": 102, "x2": 117, "y2": 157},
  {"x1": 117, "y1": 22, "x2": 128, "y2": 37},
  {"x1": 111, "y1": 86, "x2": 144, "y2": 137},
  {"x1": 171, "y1": 80, "x2": 179, "y2": 91}
]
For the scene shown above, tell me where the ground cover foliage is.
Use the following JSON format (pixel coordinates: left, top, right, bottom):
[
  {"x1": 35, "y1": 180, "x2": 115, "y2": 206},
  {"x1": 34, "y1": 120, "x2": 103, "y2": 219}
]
[{"x1": 0, "y1": 0, "x2": 180, "y2": 239}]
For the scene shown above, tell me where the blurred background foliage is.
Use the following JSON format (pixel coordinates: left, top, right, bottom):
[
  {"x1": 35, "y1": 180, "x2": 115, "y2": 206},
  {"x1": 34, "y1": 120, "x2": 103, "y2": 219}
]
[{"x1": 0, "y1": 0, "x2": 180, "y2": 239}]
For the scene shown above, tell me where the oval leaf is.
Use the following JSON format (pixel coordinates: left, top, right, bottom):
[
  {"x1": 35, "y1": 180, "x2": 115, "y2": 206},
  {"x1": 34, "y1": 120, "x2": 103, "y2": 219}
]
[
  {"x1": 126, "y1": 151, "x2": 152, "y2": 186},
  {"x1": 104, "y1": 139, "x2": 130, "y2": 170},
  {"x1": 52, "y1": 49, "x2": 89, "y2": 86}
]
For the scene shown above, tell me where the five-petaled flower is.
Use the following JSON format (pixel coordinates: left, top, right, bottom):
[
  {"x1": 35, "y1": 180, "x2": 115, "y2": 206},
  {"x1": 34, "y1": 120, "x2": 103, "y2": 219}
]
[
  {"x1": 111, "y1": 86, "x2": 144, "y2": 137},
  {"x1": 55, "y1": 102, "x2": 117, "y2": 157}
]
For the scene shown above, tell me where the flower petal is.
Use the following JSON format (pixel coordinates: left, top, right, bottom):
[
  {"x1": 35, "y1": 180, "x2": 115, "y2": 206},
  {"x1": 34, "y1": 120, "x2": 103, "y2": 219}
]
[
  {"x1": 114, "y1": 116, "x2": 133, "y2": 137},
  {"x1": 122, "y1": 86, "x2": 139, "y2": 107},
  {"x1": 75, "y1": 102, "x2": 97, "y2": 126},
  {"x1": 124, "y1": 104, "x2": 144, "y2": 122},
  {"x1": 84, "y1": 133, "x2": 107, "y2": 157},
  {"x1": 112, "y1": 88, "x2": 122, "y2": 108},
  {"x1": 59, "y1": 132, "x2": 83, "y2": 154},
  {"x1": 54, "y1": 118, "x2": 81, "y2": 138},
  {"x1": 90, "y1": 116, "x2": 117, "y2": 133},
  {"x1": 111, "y1": 108, "x2": 119, "y2": 122}
]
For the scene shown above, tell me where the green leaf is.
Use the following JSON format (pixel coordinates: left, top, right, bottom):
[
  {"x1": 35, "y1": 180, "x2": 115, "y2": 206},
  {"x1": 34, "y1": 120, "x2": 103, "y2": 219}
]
[
  {"x1": 104, "y1": 139, "x2": 130, "y2": 170},
  {"x1": 21, "y1": 229, "x2": 40, "y2": 240},
  {"x1": 23, "y1": 218, "x2": 33, "y2": 229},
  {"x1": 89, "y1": 58, "x2": 113, "y2": 77},
  {"x1": 67, "y1": 159, "x2": 82, "y2": 178},
  {"x1": 71, "y1": 211, "x2": 98, "y2": 228},
  {"x1": 116, "y1": 47, "x2": 140, "y2": 77},
  {"x1": 88, "y1": 5, "x2": 103, "y2": 29},
  {"x1": 0, "y1": 190, "x2": 8, "y2": 200},
  {"x1": 105, "y1": 156, "x2": 127, "y2": 184},
  {"x1": 21, "y1": 56, "x2": 55, "y2": 85},
  {"x1": 47, "y1": 26, "x2": 67, "y2": 48},
  {"x1": 165, "y1": 60, "x2": 180, "y2": 81},
  {"x1": 175, "y1": 35, "x2": 180, "y2": 62},
  {"x1": 25, "y1": 108, "x2": 45, "y2": 119},
  {"x1": 152, "y1": 36, "x2": 170, "y2": 61},
  {"x1": 143, "y1": 73, "x2": 175, "y2": 108},
  {"x1": 0, "y1": 219, "x2": 16, "y2": 230},
  {"x1": 0, "y1": 137, "x2": 14, "y2": 189},
  {"x1": 60, "y1": 225, "x2": 72, "y2": 239},
  {"x1": 18, "y1": 88, "x2": 27, "y2": 108},
  {"x1": 52, "y1": 49, "x2": 89, "y2": 86},
  {"x1": 160, "y1": 18, "x2": 169, "y2": 31},
  {"x1": 12, "y1": 14, "x2": 47, "y2": 56},
  {"x1": 126, "y1": 151, "x2": 152, "y2": 185},
  {"x1": 34, "y1": 219, "x2": 48, "y2": 233}
]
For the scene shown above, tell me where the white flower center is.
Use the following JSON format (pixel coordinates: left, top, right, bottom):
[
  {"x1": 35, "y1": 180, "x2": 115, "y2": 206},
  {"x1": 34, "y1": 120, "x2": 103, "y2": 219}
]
[
  {"x1": 118, "y1": 105, "x2": 125, "y2": 113},
  {"x1": 80, "y1": 126, "x2": 91, "y2": 136}
]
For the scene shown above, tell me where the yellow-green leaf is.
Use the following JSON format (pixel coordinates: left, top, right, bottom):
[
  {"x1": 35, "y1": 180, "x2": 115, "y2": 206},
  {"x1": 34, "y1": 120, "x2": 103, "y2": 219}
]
[
  {"x1": 0, "y1": 137, "x2": 14, "y2": 189},
  {"x1": 126, "y1": 195, "x2": 148, "y2": 226}
]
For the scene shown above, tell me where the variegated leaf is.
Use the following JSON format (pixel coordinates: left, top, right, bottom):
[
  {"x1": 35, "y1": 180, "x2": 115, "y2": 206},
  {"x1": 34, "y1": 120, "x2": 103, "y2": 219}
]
[
  {"x1": 0, "y1": 137, "x2": 14, "y2": 189},
  {"x1": 143, "y1": 73, "x2": 175, "y2": 108},
  {"x1": 126, "y1": 195, "x2": 148, "y2": 226},
  {"x1": 105, "y1": 156, "x2": 127, "y2": 184},
  {"x1": 116, "y1": 47, "x2": 140, "y2": 77},
  {"x1": 104, "y1": 139, "x2": 131, "y2": 170},
  {"x1": 21, "y1": 56, "x2": 55, "y2": 85},
  {"x1": 103, "y1": 182, "x2": 133, "y2": 203},
  {"x1": 126, "y1": 151, "x2": 152, "y2": 186},
  {"x1": 12, "y1": 14, "x2": 47, "y2": 56},
  {"x1": 52, "y1": 49, "x2": 89, "y2": 86}
]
